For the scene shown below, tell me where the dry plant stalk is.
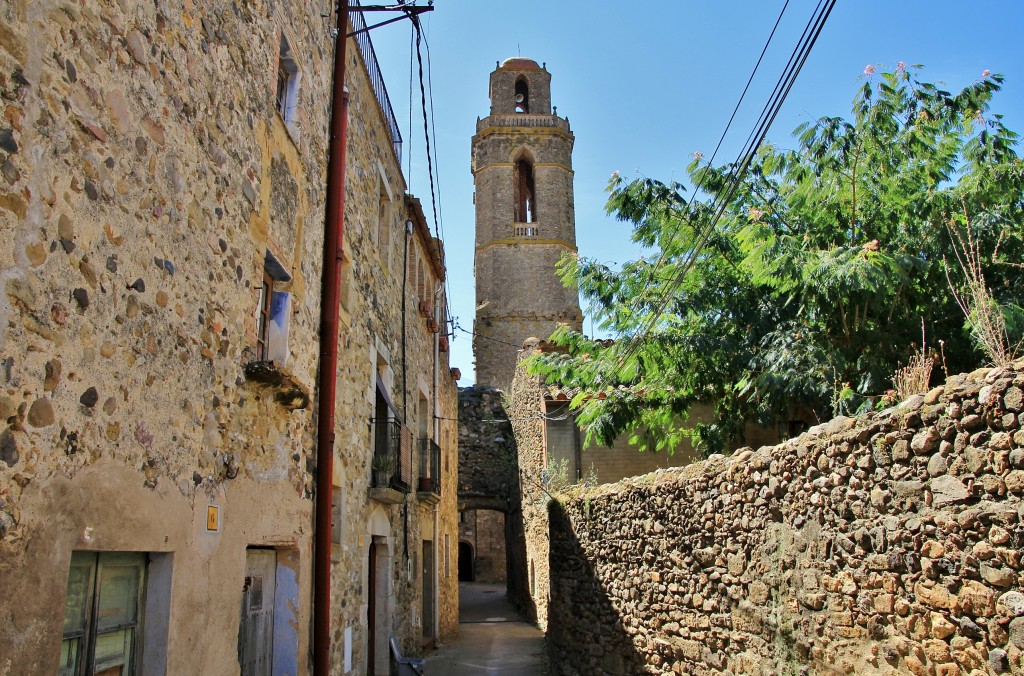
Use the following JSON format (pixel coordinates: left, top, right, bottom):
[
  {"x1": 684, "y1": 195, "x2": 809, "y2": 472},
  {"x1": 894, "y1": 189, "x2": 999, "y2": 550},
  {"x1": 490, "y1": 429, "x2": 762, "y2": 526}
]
[
  {"x1": 945, "y1": 207, "x2": 1021, "y2": 366},
  {"x1": 892, "y1": 320, "x2": 934, "y2": 400}
]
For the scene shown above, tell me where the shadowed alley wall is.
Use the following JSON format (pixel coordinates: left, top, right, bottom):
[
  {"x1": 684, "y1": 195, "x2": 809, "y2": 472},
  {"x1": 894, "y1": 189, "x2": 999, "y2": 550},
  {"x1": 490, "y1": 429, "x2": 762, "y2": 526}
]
[{"x1": 544, "y1": 362, "x2": 1024, "y2": 675}]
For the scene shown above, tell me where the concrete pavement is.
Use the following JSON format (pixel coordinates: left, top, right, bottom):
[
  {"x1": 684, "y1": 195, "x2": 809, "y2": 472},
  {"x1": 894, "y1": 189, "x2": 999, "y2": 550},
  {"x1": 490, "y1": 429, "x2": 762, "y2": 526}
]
[{"x1": 424, "y1": 583, "x2": 547, "y2": 675}]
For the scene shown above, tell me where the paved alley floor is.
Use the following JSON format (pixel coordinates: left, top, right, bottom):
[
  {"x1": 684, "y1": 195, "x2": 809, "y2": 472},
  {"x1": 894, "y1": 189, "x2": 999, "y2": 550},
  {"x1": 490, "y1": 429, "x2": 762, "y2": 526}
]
[{"x1": 423, "y1": 582, "x2": 547, "y2": 675}]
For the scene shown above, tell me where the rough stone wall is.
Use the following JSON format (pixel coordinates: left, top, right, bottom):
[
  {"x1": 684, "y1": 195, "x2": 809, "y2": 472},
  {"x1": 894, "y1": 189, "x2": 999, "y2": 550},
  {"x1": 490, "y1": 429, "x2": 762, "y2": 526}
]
[
  {"x1": 458, "y1": 386, "x2": 516, "y2": 506},
  {"x1": 0, "y1": 1, "x2": 458, "y2": 672},
  {"x1": 543, "y1": 362, "x2": 1024, "y2": 675},
  {"x1": 469, "y1": 508, "x2": 508, "y2": 583},
  {"x1": 488, "y1": 62, "x2": 552, "y2": 116},
  {"x1": 327, "y1": 52, "x2": 460, "y2": 665},
  {"x1": 511, "y1": 357, "x2": 782, "y2": 629},
  {"x1": 509, "y1": 362, "x2": 551, "y2": 624}
]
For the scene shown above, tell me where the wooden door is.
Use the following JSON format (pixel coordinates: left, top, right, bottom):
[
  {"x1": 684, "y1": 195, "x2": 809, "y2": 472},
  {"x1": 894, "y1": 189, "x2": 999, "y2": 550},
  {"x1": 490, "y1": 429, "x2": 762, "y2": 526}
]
[{"x1": 238, "y1": 549, "x2": 276, "y2": 676}]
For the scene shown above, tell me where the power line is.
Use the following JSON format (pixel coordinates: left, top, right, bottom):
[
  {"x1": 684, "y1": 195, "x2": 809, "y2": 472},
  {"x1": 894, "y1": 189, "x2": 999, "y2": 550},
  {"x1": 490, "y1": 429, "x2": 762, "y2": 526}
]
[
  {"x1": 453, "y1": 322, "x2": 524, "y2": 349},
  {"x1": 622, "y1": 0, "x2": 793, "y2": 321},
  {"x1": 408, "y1": 11, "x2": 455, "y2": 336},
  {"x1": 616, "y1": 0, "x2": 836, "y2": 367}
]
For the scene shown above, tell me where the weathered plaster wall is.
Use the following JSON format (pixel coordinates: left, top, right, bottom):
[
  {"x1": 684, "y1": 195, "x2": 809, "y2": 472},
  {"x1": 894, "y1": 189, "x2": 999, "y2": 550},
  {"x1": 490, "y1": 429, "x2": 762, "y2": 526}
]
[
  {"x1": 0, "y1": 1, "x2": 333, "y2": 672},
  {"x1": 543, "y1": 362, "x2": 1024, "y2": 675}
]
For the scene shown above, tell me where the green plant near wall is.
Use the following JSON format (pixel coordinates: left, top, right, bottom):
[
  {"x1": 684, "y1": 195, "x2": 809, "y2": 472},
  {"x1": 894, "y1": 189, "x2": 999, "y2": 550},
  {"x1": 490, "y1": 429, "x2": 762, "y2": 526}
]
[{"x1": 527, "y1": 65, "x2": 1024, "y2": 456}]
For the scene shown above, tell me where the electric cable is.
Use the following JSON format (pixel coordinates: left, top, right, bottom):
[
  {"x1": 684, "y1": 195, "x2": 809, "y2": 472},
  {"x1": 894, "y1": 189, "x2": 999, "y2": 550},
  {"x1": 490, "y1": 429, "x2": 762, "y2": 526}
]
[
  {"x1": 622, "y1": 0, "x2": 794, "y2": 320},
  {"x1": 452, "y1": 322, "x2": 524, "y2": 349},
  {"x1": 615, "y1": 0, "x2": 836, "y2": 368}
]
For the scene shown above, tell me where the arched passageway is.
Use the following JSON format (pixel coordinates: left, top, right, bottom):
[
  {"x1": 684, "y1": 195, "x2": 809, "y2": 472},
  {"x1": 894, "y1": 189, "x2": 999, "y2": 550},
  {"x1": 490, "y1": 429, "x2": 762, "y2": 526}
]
[{"x1": 458, "y1": 541, "x2": 474, "y2": 582}]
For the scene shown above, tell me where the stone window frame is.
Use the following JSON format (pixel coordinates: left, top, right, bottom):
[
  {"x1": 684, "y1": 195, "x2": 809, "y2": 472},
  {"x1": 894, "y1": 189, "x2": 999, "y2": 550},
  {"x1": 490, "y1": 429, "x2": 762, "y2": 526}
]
[
  {"x1": 375, "y1": 162, "x2": 395, "y2": 272},
  {"x1": 256, "y1": 250, "x2": 292, "y2": 362},
  {"x1": 512, "y1": 149, "x2": 537, "y2": 224},
  {"x1": 275, "y1": 32, "x2": 302, "y2": 140}
]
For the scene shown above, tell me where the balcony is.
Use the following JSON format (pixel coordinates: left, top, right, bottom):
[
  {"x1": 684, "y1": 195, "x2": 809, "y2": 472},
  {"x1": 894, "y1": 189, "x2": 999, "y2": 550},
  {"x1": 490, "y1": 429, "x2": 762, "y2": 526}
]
[
  {"x1": 351, "y1": 0, "x2": 402, "y2": 160},
  {"x1": 369, "y1": 412, "x2": 412, "y2": 505},
  {"x1": 476, "y1": 114, "x2": 571, "y2": 133},
  {"x1": 417, "y1": 438, "x2": 441, "y2": 504}
]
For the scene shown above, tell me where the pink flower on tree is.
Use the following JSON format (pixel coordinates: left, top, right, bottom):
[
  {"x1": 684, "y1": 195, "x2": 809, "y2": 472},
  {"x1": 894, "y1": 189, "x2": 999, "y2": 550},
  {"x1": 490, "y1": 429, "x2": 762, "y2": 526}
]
[
  {"x1": 982, "y1": 69, "x2": 991, "y2": 78},
  {"x1": 864, "y1": 64, "x2": 877, "y2": 76},
  {"x1": 896, "y1": 61, "x2": 907, "y2": 72}
]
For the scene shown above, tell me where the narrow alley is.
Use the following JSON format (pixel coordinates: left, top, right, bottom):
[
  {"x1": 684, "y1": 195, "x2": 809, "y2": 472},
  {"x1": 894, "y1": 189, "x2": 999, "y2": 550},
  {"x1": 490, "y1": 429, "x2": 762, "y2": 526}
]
[{"x1": 424, "y1": 583, "x2": 547, "y2": 675}]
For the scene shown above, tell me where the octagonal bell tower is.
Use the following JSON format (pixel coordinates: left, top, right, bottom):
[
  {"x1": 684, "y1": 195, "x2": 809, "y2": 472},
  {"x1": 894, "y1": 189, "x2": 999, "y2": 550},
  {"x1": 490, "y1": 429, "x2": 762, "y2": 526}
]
[{"x1": 471, "y1": 58, "x2": 583, "y2": 390}]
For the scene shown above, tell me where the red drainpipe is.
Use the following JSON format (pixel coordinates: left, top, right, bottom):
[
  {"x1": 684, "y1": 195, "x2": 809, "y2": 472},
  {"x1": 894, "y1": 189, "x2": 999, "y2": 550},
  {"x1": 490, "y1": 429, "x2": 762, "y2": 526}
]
[{"x1": 314, "y1": 1, "x2": 349, "y2": 674}]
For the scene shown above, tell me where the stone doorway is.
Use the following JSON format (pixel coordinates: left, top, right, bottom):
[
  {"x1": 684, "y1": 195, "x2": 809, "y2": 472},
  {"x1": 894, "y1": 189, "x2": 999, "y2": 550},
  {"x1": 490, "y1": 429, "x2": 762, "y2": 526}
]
[{"x1": 458, "y1": 541, "x2": 474, "y2": 582}]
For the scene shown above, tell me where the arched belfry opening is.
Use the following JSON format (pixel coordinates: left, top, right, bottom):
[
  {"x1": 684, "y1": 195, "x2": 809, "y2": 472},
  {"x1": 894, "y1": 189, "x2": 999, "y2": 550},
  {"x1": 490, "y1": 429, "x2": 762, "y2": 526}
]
[
  {"x1": 514, "y1": 155, "x2": 536, "y2": 223},
  {"x1": 514, "y1": 77, "x2": 529, "y2": 113}
]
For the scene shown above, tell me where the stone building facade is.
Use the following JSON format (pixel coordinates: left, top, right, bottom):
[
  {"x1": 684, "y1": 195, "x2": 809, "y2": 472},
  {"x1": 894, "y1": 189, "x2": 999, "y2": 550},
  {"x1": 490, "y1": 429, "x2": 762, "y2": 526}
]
[
  {"x1": 0, "y1": 1, "x2": 457, "y2": 674},
  {"x1": 471, "y1": 57, "x2": 582, "y2": 392}
]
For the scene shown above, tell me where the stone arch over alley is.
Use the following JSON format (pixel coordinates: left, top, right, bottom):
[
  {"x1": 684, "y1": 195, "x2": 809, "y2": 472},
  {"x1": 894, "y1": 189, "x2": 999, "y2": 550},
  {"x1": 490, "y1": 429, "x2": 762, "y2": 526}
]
[{"x1": 456, "y1": 386, "x2": 533, "y2": 615}]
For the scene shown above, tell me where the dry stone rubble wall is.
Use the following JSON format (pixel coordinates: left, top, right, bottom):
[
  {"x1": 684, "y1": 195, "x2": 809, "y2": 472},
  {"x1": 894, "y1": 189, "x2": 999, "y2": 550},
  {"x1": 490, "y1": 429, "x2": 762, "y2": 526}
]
[{"x1": 547, "y1": 362, "x2": 1024, "y2": 675}]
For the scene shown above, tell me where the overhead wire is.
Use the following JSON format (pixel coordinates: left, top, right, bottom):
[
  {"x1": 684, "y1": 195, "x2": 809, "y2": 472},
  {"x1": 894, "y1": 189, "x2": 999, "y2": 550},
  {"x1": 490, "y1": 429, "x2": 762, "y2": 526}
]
[
  {"x1": 453, "y1": 322, "x2": 523, "y2": 349},
  {"x1": 409, "y1": 9, "x2": 455, "y2": 340},
  {"x1": 615, "y1": 0, "x2": 836, "y2": 367},
  {"x1": 421, "y1": 20, "x2": 455, "y2": 334},
  {"x1": 621, "y1": 0, "x2": 793, "y2": 320}
]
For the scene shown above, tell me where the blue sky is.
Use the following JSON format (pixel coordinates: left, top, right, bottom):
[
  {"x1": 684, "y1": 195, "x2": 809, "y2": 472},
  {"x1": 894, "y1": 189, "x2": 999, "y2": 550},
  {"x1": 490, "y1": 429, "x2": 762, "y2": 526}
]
[{"x1": 366, "y1": 0, "x2": 1024, "y2": 385}]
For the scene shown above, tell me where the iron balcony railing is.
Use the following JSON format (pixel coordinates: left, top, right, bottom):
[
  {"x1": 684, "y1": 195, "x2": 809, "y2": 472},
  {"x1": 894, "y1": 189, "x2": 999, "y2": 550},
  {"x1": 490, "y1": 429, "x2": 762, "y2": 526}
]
[
  {"x1": 351, "y1": 0, "x2": 403, "y2": 160},
  {"x1": 417, "y1": 437, "x2": 441, "y2": 495},
  {"x1": 372, "y1": 418, "x2": 411, "y2": 492}
]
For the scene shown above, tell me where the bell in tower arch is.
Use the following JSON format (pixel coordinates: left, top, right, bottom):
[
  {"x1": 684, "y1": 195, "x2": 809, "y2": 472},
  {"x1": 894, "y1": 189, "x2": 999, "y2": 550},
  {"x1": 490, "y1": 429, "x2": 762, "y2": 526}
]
[{"x1": 514, "y1": 77, "x2": 529, "y2": 114}]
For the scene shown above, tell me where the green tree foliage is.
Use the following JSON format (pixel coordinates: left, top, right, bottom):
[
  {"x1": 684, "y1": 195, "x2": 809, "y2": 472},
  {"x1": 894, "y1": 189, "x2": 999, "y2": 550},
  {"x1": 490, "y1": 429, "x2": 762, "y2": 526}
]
[{"x1": 529, "y1": 66, "x2": 1024, "y2": 456}]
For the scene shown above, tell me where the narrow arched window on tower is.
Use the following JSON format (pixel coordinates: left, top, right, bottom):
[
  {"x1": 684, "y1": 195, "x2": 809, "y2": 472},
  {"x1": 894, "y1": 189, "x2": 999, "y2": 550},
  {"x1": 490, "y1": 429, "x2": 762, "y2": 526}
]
[
  {"x1": 514, "y1": 77, "x2": 529, "y2": 114},
  {"x1": 514, "y1": 159, "x2": 536, "y2": 223}
]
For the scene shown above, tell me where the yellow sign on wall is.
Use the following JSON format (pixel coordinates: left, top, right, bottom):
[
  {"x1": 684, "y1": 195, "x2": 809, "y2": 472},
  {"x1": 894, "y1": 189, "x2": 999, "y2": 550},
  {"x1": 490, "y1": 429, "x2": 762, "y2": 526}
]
[{"x1": 206, "y1": 505, "x2": 220, "y2": 532}]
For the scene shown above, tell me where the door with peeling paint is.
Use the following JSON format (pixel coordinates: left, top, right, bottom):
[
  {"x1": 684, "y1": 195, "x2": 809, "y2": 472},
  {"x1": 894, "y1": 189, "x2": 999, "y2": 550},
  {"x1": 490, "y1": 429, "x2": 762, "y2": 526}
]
[{"x1": 238, "y1": 549, "x2": 276, "y2": 676}]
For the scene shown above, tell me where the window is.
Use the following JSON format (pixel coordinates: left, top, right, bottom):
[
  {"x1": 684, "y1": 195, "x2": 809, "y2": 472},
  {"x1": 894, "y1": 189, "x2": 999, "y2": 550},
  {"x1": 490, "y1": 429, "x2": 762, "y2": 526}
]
[
  {"x1": 339, "y1": 253, "x2": 353, "y2": 317},
  {"x1": 275, "y1": 34, "x2": 301, "y2": 135},
  {"x1": 61, "y1": 552, "x2": 147, "y2": 676},
  {"x1": 514, "y1": 158, "x2": 536, "y2": 223},
  {"x1": 256, "y1": 251, "x2": 292, "y2": 363},
  {"x1": 377, "y1": 180, "x2": 392, "y2": 268},
  {"x1": 514, "y1": 77, "x2": 529, "y2": 113}
]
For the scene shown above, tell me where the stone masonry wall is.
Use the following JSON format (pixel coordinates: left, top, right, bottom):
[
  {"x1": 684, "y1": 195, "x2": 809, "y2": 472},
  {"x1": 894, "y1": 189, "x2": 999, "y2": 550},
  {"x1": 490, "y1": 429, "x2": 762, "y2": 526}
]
[
  {"x1": 0, "y1": 1, "x2": 459, "y2": 672},
  {"x1": 544, "y1": 362, "x2": 1024, "y2": 675},
  {"x1": 0, "y1": 1, "x2": 335, "y2": 672}
]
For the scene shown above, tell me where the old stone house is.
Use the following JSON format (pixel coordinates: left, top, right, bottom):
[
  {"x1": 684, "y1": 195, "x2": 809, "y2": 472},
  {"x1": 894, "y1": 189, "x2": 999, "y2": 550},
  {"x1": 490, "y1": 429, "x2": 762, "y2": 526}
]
[{"x1": 0, "y1": 1, "x2": 457, "y2": 674}]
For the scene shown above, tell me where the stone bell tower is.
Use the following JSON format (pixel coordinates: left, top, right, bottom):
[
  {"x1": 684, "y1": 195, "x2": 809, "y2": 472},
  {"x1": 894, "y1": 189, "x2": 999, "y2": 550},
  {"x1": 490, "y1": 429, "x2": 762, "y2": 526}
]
[{"x1": 472, "y1": 58, "x2": 583, "y2": 390}]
